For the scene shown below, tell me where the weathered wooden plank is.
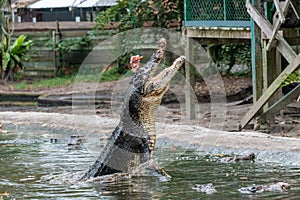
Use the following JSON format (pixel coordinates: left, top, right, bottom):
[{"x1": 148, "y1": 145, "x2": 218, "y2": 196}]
[
  {"x1": 241, "y1": 53, "x2": 300, "y2": 128},
  {"x1": 13, "y1": 22, "x2": 96, "y2": 31},
  {"x1": 60, "y1": 31, "x2": 90, "y2": 38},
  {"x1": 185, "y1": 27, "x2": 250, "y2": 46},
  {"x1": 58, "y1": 22, "x2": 97, "y2": 30},
  {"x1": 246, "y1": 0, "x2": 297, "y2": 62},
  {"x1": 273, "y1": 0, "x2": 286, "y2": 23},
  {"x1": 290, "y1": 0, "x2": 300, "y2": 19},
  {"x1": 250, "y1": 0, "x2": 263, "y2": 128},
  {"x1": 262, "y1": 40, "x2": 282, "y2": 124},
  {"x1": 185, "y1": 27, "x2": 250, "y2": 39},
  {"x1": 23, "y1": 71, "x2": 55, "y2": 77},
  {"x1": 266, "y1": 0, "x2": 290, "y2": 50},
  {"x1": 194, "y1": 38, "x2": 250, "y2": 45},
  {"x1": 23, "y1": 61, "x2": 55, "y2": 70},
  {"x1": 28, "y1": 52, "x2": 54, "y2": 59},
  {"x1": 185, "y1": 37, "x2": 195, "y2": 119},
  {"x1": 258, "y1": 84, "x2": 300, "y2": 122},
  {"x1": 13, "y1": 31, "x2": 52, "y2": 37},
  {"x1": 11, "y1": 22, "x2": 115, "y2": 79}
]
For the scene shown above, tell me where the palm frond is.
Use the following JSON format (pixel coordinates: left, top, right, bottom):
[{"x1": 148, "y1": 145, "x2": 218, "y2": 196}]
[{"x1": 281, "y1": 71, "x2": 300, "y2": 87}]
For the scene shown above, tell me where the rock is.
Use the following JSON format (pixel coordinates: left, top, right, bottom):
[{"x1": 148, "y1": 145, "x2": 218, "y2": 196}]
[
  {"x1": 0, "y1": 122, "x2": 7, "y2": 133},
  {"x1": 265, "y1": 182, "x2": 291, "y2": 192},
  {"x1": 67, "y1": 135, "x2": 85, "y2": 150},
  {"x1": 238, "y1": 185, "x2": 264, "y2": 194},
  {"x1": 192, "y1": 183, "x2": 217, "y2": 194},
  {"x1": 219, "y1": 153, "x2": 255, "y2": 163},
  {"x1": 238, "y1": 182, "x2": 291, "y2": 194},
  {"x1": 50, "y1": 138, "x2": 58, "y2": 143}
]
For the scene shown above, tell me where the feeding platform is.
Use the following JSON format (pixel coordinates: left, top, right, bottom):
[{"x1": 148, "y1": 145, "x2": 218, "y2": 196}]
[{"x1": 184, "y1": 0, "x2": 300, "y2": 130}]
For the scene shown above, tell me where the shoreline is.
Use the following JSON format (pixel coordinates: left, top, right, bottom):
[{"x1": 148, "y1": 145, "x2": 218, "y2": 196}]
[
  {"x1": 1, "y1": 111, "x2": 299, "y2": 166},
  {"x1": 1, "y1": 77, "x2": 300, "y2": 137}
]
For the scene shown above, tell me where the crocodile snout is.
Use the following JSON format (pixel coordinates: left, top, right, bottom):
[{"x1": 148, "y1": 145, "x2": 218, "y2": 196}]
[{"x1": 174, "y1": 56, "x2": 185, "y2": 68}]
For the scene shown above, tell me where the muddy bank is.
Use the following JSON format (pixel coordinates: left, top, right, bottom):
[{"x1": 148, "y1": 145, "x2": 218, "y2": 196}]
[
  {"x1": 1, "y1": 111, "x2": 299, "y2": 166},
  {"x1": 1, "y1": 77, "x2": 300, "y2": 137}
]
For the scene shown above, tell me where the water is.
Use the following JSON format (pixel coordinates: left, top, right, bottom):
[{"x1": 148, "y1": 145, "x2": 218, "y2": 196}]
[{"x1": 0, "y1": 125, "x2": 299, "y2": 199}]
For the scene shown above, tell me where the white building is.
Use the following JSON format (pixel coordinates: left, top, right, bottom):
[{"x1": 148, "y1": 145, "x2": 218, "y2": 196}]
[{"x1": 12, "y1": 0, "x2": 117, "y2": 22}]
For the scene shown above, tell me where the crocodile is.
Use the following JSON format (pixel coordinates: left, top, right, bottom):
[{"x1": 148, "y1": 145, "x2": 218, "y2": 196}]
[
  {"x1": 82, "y1": 38, "x2": 185, "y2": 179},
  {"x1": 218, "y1": 153, "x2": 255, "y2": 163},
  {"x1": 238, "y1": 182, "x2": 291, "y2": 194}
]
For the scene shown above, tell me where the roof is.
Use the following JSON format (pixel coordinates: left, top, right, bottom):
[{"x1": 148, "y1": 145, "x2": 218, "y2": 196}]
[
  {"x1": 11, "y1": 0, "x2": 39, "y2": 9},
  {"x1": 28, "y1": 0, "x2": 117, "y2": 9},
  {"x1": 29, "y1": 0, "x2": 80, "y2": 8},
  {"x1": 76, "y1": 0, "x2": 117, "y2": 7}
]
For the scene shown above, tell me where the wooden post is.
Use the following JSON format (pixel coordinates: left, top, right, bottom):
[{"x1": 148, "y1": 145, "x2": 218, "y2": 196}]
[
  {"x1": 272, "y1": 49, "x2": 283, "y2": 106},
  {"x1": 250, "y1": 0, "x2": 263, "y2": 128},
  {"x1": 54, "y1": 21, "x2": 62, "y2": 75},
  {"x1": 262, "y1": 40, "x2": 282, "y2": 125},
  {"x1": 185, "y1": 37, "x2": 195, "y2": 119},
  {"x1": 262, "y1": 39, "x2": 270, "y2": 110},
  {"x1": 241, "y1": 0, "x2": 299, "y2": 129}
]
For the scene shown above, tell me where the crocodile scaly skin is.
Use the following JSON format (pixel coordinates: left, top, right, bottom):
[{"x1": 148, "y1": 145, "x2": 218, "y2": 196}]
[{"x1": 82, "y1": 38, "x2": 185, "y2": 178}]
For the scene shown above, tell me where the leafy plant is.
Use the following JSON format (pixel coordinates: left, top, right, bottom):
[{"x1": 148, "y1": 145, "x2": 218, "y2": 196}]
[
  {"x1": 281, "y1": 71, "x2": 300, "y2": 87},
  {"x1": 1, "y1": 3, "x2": 33, "y2": 81},
  {"x1": 46, "y1": 35, "x2": 91, "y2": 76},
  {"x1": 99, "y1": 67, "x2": 128, "y2": 82},
  {"x1": 207, "y1": 43, "x2": 251, "y2": 75},
  {"x1": 51, "y1": 36, "x2": 91, "y2": 54},
  {"x1": 96, "y1": 0, "x2": 182, "y2": 31},
  {"x1": 0, "y1": 34, "x2": 33, "y2": 81},
  {"x1": 94, "y1": 0, "x2": 183, "y2": 72}
]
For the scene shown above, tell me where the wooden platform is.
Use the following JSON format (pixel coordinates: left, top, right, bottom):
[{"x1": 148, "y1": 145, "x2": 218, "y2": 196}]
[
  {"x1": 184, "y1": 24, "x2": 300, "y2": 121},
  {"x1": 185, "y1": 27, "x2": 251, "y2": 44},
  {"x1": 185, "y1": 26, "x2": 300, "y2": 43}
]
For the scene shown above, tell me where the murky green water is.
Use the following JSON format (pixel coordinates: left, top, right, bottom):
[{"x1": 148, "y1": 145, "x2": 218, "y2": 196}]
[{"x1": 0, "y1": 125, "x2": 299, "y2": 199}]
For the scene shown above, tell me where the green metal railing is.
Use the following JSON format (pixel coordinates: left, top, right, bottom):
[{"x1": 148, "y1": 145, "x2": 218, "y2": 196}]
[{"x1": 184, "y1": 0, "x2": 250, "y2": 27}]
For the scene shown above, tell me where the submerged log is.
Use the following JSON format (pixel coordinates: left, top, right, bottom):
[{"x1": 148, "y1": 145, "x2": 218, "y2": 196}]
[{"x1": 82, "y1": 38, "x2": 185, "y2": 179}]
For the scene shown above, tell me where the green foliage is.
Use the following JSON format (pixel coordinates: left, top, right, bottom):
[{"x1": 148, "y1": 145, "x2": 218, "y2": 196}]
[
  {"x1": 0, "y1": 34, "x2": 33, "y2": 81},
  {"x1": 281, "y1": 71, "x2": 300, "y2": 87},
  {"x1": 47, "y1": 35, "x2": 91, "y2": 54},
  {"x1": 13, "y1": 69, "x2": 23, "y2": 80},
  {"x1": 46, "y1": 35, "x2": 91, "y2": 76},
  {"x1": 95, "y1": 0, "x2": 182, "y2": 31},
  {"x1": 93, "y1": 0, "x2": 183, "y2": 74},
  {"x1": 1, "y1": 7, "x2": 33, "y2": 81},
  {"x1": 95, "y1": 0, "x2": 137, "y2": 31},
  {"x1": 99, "y1": 67, "x2": 129, "y2": 82},
  {"x1": 0, "y1": 0, "x2": 11, "y2": 8},
  {"x1": 207, "y1": 43, "x2": 251, "y2": 75}
]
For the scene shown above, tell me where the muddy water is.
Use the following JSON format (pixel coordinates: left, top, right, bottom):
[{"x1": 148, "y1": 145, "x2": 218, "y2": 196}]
[{"x1": 0, "y1": 125, "x2": 299, "y2": 199}]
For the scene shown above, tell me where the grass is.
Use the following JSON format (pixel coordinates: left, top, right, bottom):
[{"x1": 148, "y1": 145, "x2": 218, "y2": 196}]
[
  {"x1": 13, "y1": 76, "x2": 76, "y2": 90},
  {"x1": 99, "y1": 67, "x2": 132, "y2": 82},
  {"x1": 11, "y1": 67, "x2": 131, "y2": 90}
]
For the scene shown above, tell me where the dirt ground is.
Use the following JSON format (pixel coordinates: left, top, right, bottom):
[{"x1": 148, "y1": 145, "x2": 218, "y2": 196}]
[{"x1": 1, "y1": 76, "x2": 300, "y2": 138}]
